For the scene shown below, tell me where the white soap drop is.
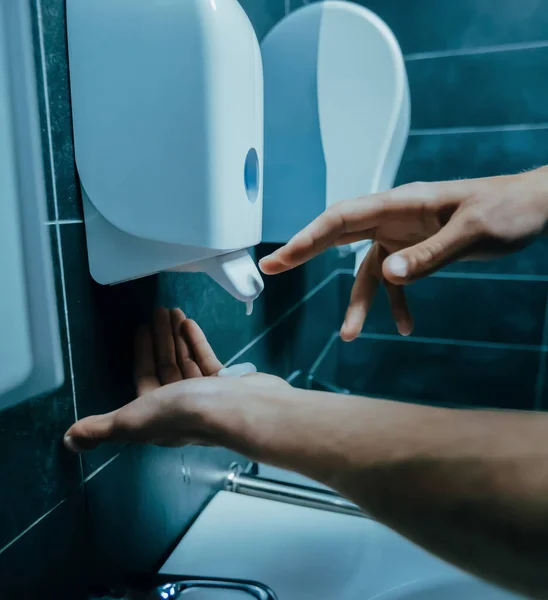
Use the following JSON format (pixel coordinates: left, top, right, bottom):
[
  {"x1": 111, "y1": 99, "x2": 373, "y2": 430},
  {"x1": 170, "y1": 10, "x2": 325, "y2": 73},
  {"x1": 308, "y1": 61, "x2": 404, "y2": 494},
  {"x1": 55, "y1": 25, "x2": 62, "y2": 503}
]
[
  {"x1": 246, "y1": 300, "x2": 254, "y2": 316},
  {"x1": 218, "y1": 363, "x2": 258, "y2": 378}
]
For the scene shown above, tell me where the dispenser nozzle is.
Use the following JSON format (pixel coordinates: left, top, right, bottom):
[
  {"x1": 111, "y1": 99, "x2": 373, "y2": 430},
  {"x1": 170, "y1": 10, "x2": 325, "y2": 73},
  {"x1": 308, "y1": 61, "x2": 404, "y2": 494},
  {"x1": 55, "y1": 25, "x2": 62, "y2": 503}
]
[{"x1": 180, "y1": 249, "x2": 264, "y2": 304}]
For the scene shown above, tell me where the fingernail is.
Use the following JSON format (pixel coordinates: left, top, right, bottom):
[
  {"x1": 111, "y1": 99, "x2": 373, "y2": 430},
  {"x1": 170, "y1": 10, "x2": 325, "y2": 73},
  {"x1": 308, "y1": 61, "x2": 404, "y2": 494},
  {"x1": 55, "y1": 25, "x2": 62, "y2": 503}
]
[
  {"x1": 386, "y1": 254, "x2": 408, "y2": 278},
  {"x1": 398, "y1": 324, "x2": 412, "y2": 337},
  {"x1": 218, "y1": 363, "x2": 258, "y2": 378},
  {"x1": 340, "y1": 330, "x2": 356, "y2": 343},
  {"x1": 258, "y1": 256, "x2": 274, "y2": 272},
  {"x1": 63, "y1": 435, "x2": 84, "y2": 454},
  {"x1": 340, "y1": 323, "x2": 354, "y2": 342}
]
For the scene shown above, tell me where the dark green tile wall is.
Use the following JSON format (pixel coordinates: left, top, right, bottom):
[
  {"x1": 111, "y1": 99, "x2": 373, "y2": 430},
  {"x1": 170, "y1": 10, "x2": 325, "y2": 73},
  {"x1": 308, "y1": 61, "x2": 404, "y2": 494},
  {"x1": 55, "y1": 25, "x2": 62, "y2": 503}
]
[
  {"x1": 293, "y1": 0, "x2": 548, "y2": 54},
  {"x1": 290, "y1": 1, "x2": 548, "y2": 412},
  {"x1": 0, "y1": 227, "x2": 80, "y2": 552},
  {"x1": 340, "y1": 275, "x2": 548, "y2": 347},
  {"x1": 330, "y1": 273, "x2": 547, "y2": 410},
  {"x1": 314, "y1": 335, "x2": 541, "y2": 410},
  {"x1": 0, "y1": 491, "x2": 89, "y2": 599},
  {"x1": 406, "y1": 48, "x2": 548, "y2": 129}
]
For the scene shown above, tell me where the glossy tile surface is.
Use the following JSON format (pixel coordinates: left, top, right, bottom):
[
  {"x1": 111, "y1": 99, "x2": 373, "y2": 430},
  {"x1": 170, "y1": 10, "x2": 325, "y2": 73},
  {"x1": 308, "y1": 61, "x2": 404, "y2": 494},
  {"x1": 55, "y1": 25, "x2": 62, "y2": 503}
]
[
  {"x1": 408, "y1": 47, "x2": 548, "y2": 129},
  {"x1": 340, "y1": 274, "x2": 548, "y2": 346},
  {"x1": 293, "y1": 0, "x2": 548, "y2": 54},
  {"x1": 85, "y1": 444, "x2": 243, "y2": 588},
  {"x1": 0, "y1": 227, "x2": 79, "y2": 550},
  {"x1": 315, "y1": 336, "x2": 540, "y2": 410},
  {"x1": 0, "y1": 490, "x2": 88, "y2": 600},
  {"x1": 398, "y1": 128, "x2": 548, "y2": 184}
]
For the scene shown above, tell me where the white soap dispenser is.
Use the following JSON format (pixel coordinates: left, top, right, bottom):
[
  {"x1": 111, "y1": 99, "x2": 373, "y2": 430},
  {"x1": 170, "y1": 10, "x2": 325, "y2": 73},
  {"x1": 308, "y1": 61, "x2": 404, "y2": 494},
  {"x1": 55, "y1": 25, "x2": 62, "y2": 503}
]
[
  {"x1": 67, "y1": 0, "x2": 264, "y2": 304},
  {"x1": 261, "y1": 1, "x2": 410, "y2": 275}
]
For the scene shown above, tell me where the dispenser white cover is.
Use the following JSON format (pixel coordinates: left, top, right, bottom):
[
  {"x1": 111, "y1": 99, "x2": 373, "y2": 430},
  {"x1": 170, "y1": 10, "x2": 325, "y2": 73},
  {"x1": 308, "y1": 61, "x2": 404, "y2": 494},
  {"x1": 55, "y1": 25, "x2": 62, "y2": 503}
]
[
  {"x1": 67, "y1": 0, "x2": 264, "y2": 303},
  {"x1": 261, "y1": 1, "x2": 410, "y2": 273}
]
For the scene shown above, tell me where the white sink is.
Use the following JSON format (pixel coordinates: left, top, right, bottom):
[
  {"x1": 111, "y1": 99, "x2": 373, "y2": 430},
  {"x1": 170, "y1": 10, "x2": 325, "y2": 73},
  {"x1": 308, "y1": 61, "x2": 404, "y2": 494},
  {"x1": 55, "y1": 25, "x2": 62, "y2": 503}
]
[
  {"x1": 161, "y1": 491, "x2": 524, "y2": 600},
  {"x1": 373, "y1": 579, "x2": 519, "y2": 600}
]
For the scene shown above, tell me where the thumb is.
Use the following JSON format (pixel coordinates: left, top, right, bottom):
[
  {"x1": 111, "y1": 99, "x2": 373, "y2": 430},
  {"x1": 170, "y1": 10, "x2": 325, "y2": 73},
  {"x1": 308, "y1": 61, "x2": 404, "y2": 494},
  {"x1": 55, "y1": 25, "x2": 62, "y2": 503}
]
[
  {"x1": 64, "y1": 411, "x2": 118, "y2": 453},
  {"x1": 382, "y1": 217, "x2": 475, "y2": 284}
]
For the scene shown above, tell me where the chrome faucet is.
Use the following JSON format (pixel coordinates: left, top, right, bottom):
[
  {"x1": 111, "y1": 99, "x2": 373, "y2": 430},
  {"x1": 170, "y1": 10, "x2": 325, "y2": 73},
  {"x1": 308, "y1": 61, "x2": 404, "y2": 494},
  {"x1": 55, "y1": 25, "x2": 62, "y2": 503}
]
[
  {"x1": 93, "y1": 576, "x2": 278, "y2": 600},
  {"x1": 149, "y1": 578, "x2": 277, "y2": 599}
]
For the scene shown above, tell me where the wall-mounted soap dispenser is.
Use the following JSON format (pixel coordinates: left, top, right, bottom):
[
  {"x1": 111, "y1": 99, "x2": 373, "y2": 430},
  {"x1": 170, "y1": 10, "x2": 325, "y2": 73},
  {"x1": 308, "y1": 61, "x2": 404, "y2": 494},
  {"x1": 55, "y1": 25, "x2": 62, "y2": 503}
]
[
  {"x1": 261, "y1": 1, "x2": 410, "y2": 275},
  {"x1": 67, "y1": 0, "x2": 264, "y2": 305}
]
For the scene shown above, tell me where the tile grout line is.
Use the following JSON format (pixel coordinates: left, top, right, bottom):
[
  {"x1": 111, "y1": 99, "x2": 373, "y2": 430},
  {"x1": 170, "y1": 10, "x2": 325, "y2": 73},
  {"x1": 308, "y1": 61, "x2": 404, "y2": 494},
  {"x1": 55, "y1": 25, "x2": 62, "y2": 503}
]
[
  {"x1": 83, "y1": 452, "x2": 123, "y2": 483},
  {"x1": 36, "y1": 0, "x2": 82, "y2": 479},
  {"x1": 431, "y1": 271, "x2": 548, "y2": 282},
  {"x1": 338, "y1": 268, "x2": 548, "y2": 283},
  {"x1": 410, "y1": 123, "x2": 548, "y2": 136},
  {"x1": 308, "y1": 375, "x2": 351, "y2": 395},
  {"x1": 1, "y1": 448, "x2": 123, "y2": 553},
  {"x1": 339, "y1": 268, "x2": 357, "y2": 276},
  {"x1": 405, "y1": 39, "x2": 548, "y2": 61},
  {"x1": 1, "y1": 448, "x2": 123, "y2": 554},
  {"x1": 357, "y1": 332, "x2": 542, "y2": 352},
  {"x1": 286, "y1": 369, "x2": 302, "y2": 384},
  {"x1": 46, "y1": 219, "x2": 83, "y2": 225},
  {"x1": 0, "y1": 497, "x2": 68, "y2": 557},
  {"x1": 224, "y1": 268, "x2": 343, "y2": 367},
  {"x1": 534, "y1": 295, "x2": 548, "y2": 410},
  {"x1": 308, "y1": 331, "x2": 339, "y2": 379}
]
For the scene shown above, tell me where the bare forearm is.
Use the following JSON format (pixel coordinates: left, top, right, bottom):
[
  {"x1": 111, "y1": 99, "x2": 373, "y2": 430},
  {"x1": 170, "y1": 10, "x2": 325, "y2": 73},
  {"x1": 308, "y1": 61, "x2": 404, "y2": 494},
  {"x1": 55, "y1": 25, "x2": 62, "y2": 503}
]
[
  {"x1": 210, "y1": 387, "x2": 548, "y2": 598},
  {"x1": 335, "y1": 404, "x2": 548, "y2": 599}
]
